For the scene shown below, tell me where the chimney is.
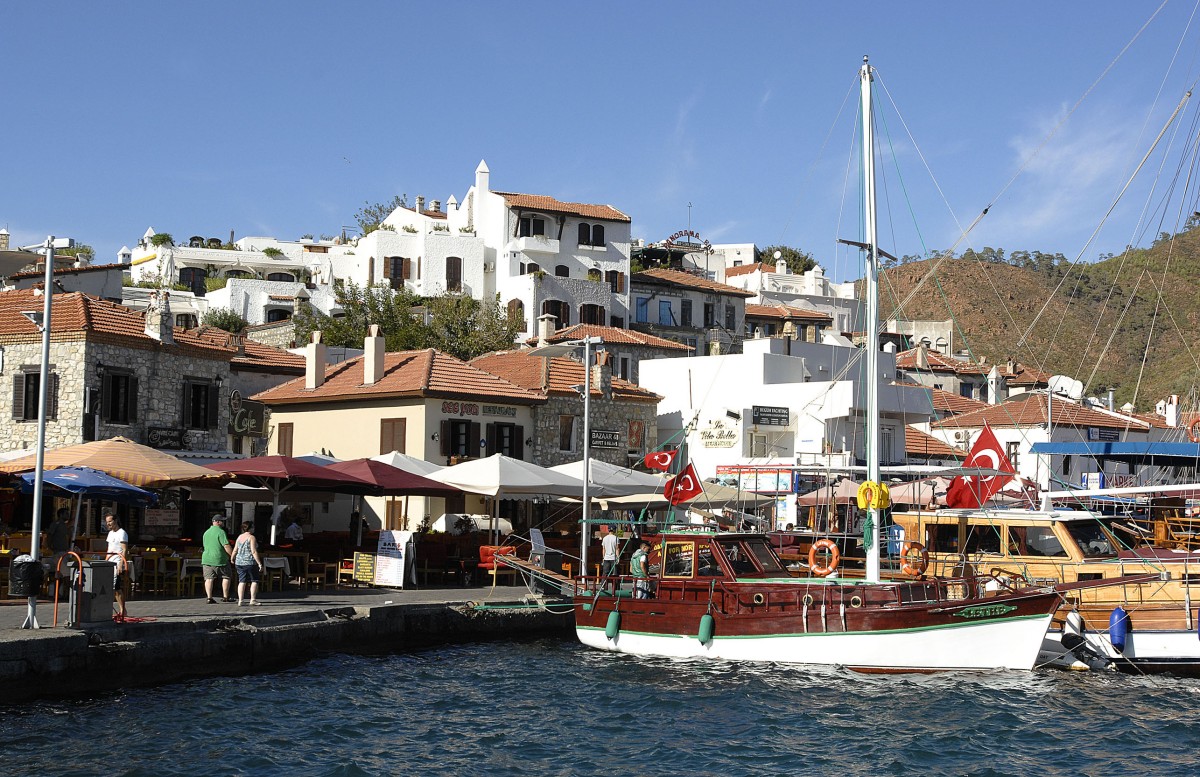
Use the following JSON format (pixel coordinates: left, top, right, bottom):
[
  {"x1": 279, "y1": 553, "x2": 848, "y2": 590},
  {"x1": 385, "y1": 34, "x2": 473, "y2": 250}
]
[
  {"x1": 305, "y1": 330, "x2": 327, "y2": 389},
  {"x1": 475, "y1": 159, "x2": 490, "y2": 194},
  {"x1": 987, "y1": 365, "x2": 1001, "y2": 405},
  {"x1": 363, "y1": 323, "x2": 385, "y2": 385},
  {"x1": 144, "y1": 290, "x2": 174, "y2": 344},
  {"x1": 117, "y1": 246, "x2": 132, "y2": 265},
  {"x1": 415, "y1": 195, "x2": 425, "y2": 214},
  {"x1": 915, "y1": 344, "x2": 929, "y2": 370},
  {"x1": 1165, "y1": 393, "x2": 1179, "y2": 427},
  {"x1": 227, "y1": 332, "x2": 246, "y2": 355},
  {"x1": 1109, "y1": 388, "x2": 1117, "y2": 413},
  {"x1": 776, "y1": 259, "x2": 787, "y2": 274},
  {"x1": 536, "y1": 313, "x2": 557, "y2": 347},
  {"x1": 591, "y1": 350, "x2": 613, "y2": 398},
  {"x1": 447, "y1": 194, "x2": 458, "y2": 212},
  {"x1": 0, "y1": 228, "x2": 8, "y2": 251},
  {"x1": 431, "y1": 200, "x2": 441, "y2": 213}
]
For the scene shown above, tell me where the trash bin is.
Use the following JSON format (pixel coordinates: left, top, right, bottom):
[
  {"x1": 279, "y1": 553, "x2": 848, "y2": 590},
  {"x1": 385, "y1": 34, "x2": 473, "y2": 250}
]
[
  {"x1": 8, "y1": 555, "x2": 45, "y2": 597},
  {"x1": 66, "y1": 559, "x2": 115, "y2": 625}
]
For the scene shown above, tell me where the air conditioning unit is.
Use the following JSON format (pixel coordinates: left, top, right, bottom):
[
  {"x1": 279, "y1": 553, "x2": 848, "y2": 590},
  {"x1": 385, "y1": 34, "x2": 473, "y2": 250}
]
[{"x1": 954, "y1": 431, "x2": 969, "y2": 442}]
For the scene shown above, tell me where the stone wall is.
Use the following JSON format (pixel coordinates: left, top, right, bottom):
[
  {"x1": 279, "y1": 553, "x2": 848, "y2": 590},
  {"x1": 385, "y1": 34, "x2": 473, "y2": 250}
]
[
  {"x1": 0, "y1": 338, "x2": 89, "y2": 451},
  {"x1": 531, "y1": 391, "x2": 656, "y2": 468}
]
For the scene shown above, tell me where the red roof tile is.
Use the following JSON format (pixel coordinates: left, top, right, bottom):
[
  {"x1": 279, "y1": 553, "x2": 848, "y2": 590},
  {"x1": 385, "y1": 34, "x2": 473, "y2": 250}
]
[
  {"x1": 252, "y1": 348, "x2": 542, "y2": 405},
  {"x1": 6, "y1": 262, "x2": 125, "y2": 280},
  {"x1": 745, "y1": 303, "x2": 832, "y2": 322},
  {"x1": 906, "y1": 426, "x2": 963, "y2": 459},
  {"x1": 891, "y1": 382, "x2": 990, "y2": 415},
  {"x1": 931, "y1": 393, "x2": 1151, "y2": 431},
  {"x1": 525, "y1": 323, "x2": 692, "y2": 351},
  {"x1": 895, "y1": 347, "x2": 989, "y2": 375},
  {"x1": 723, "y1": 263, "x2": 767, "y2": 278},
  {"x1": 470, "y1": 351, "x2": 660, "y2": 403},
  {"x1": 632, "y1": 268, "x2": 755, "y2": 297},
  {"x1": 495, "y1": 192, "x2": 630, "y2": 222}
]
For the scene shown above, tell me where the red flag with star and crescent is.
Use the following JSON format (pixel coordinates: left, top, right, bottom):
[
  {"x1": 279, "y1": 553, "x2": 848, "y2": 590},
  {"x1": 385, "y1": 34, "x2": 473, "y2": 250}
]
[
  {"x1": 643, "y1": 449, "x2": 679, "y2": 472},
  {"x1": 945, "y1": 423, "x2": 1016, "y2": 508},
  {"x1": 664, "y1": 463, "x2": 704, "y2": 505}
]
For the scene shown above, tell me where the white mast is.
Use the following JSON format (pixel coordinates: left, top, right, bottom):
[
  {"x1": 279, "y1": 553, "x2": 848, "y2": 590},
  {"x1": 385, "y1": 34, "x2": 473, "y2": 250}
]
[{"x1": 861, "y1": 56, "x2": 882, "y2": 583}]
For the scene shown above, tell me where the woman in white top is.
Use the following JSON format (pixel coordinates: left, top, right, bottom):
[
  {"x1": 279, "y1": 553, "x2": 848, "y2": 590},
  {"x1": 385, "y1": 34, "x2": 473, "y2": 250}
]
[{"x1": 231, "y1": 521, "x2": 265, "y2": 606}]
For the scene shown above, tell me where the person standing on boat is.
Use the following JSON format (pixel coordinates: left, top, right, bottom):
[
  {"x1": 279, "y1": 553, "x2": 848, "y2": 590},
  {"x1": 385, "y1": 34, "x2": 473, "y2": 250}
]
[
  {"x1": 630, "y1": 540, "x2": 652, "y2": 599},
  {"x1": 600, "y1": 524, "x2": 619, "y2": 579}
]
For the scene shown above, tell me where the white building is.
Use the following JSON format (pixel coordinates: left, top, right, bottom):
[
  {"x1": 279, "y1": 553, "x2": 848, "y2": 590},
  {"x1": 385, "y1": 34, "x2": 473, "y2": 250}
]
[{"x1": 724, "y1": 259, "x2": 860, "y2": 334}]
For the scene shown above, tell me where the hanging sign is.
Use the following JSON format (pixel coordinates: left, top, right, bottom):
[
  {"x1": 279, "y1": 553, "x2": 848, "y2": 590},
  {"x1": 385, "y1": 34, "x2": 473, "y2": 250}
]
[
  {"x1": 228, "y1": 390, "x2": 269, "y2": 438},
  {"x1": 698, "y1": 418, "x2": 738, "y2": 448}
]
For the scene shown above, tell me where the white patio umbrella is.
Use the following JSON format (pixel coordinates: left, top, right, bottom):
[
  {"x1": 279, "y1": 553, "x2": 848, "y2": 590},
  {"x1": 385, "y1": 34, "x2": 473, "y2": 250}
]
[
  {"x1": 370, "y1": 450, "x2": 444, "y2": 477},
  {"x1": 549, "y1": 459, "x2": 664, "y2": 498}
]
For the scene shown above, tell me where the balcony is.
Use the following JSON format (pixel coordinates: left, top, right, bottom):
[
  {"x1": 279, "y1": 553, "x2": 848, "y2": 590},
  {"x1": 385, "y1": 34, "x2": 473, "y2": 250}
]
[{"x1": 515, "y1": 235, "x2": 560, "y2": 256}]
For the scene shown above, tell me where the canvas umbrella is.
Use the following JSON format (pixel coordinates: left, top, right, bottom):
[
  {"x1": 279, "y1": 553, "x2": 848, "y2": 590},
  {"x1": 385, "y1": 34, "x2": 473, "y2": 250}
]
[
  {"x1": 18, "y1": 466, "x2": 158, "y2": 543},
  {"x1": 886, "y1": 477, "x2": 949, "y2": 507},
  {"x1": 795, "y1": 478, "x2": 861, "y2": 507},
  {"x1": 370, "y1": 451, "x2": 444, "y2": 477},
  {"x1": 0, "y1": 436, "x2": 229, "y2": 488},
  {"x1": 549, "y1": 459, "x2": 665, "y2": 498},
  {"x1": 326, "y1": 458, "x2": 462, "y2": 543},
  {"x1": 205, "y1": 455, "x2": 378, "y2": 545}
]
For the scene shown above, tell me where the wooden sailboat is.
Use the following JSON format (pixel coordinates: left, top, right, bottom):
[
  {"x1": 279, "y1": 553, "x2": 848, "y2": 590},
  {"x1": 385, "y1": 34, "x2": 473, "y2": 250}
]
[{"x1": 570, "y1": 58, "x2": 1082, "y2": 672}]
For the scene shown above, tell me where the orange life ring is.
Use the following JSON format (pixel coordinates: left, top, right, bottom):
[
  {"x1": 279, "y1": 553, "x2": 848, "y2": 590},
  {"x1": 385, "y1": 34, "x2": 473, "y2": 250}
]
[
  {"x1": 899, "y1": 541, "x2": 929, "y2": 576},
  {"x1": 1189, "y1": 419, "x2": 1200, "y2": 444},
  {"x1": 808, "y1": 539, "x2": 841, "y2": 578}
]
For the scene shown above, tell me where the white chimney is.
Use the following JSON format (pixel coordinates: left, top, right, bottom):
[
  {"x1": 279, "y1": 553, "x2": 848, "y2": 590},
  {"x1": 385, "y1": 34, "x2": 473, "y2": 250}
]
[
  {"x1": 364, "y1": 323, "x2": 385, "y2": 385},
  {"x1": 305, "y1": 330, "x2": 327, "y2": 389},
  {"x1": 915, "y1": 344, "x2": 929, "y2": 370},
  {"x1": 987, "y1": 365, "x2": 1002, "y2": 405},
  {"x1": 536, "y1": 313, "x2": 557, "y2": 347},
  {"x1": 1165, "y1": 393, "x2": 1179, "y2": 427},
  {"x1": 117, "y1": 246, "x2": 132, "y2": 265},
  {"x1": 431, "y1": 200, "x2": 441, "y2": 213},
  {"x1": 776, "y1": 259, "x2": 787, "y2": 274},
  {"x1": 475, "y1": 159, "x2": 490, "y2": 194},
  {"x1": 447, "y1": 194, "x2": 458, "y2": 212},
  {"x1": 415, "y1": 195, "x2": 425, "y2": 214},
  {"x1": 143, "y1": 290, "x2": 174, "y2": 344}
]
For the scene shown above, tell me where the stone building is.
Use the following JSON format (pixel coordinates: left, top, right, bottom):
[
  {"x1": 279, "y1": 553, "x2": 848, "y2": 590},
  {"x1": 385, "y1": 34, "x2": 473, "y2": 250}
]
[
  {"x1": 628, "y1": 268, "x2": 755, "y2": 355},
  {"x1": 525, "y1": 319, "x2": 691, "y2": 384}
]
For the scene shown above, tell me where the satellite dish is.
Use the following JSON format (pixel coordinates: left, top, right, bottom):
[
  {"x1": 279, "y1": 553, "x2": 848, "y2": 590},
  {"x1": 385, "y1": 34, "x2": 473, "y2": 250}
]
[{"x1": 1047, "y1": 374, "x2": 1083, "y2": 401}]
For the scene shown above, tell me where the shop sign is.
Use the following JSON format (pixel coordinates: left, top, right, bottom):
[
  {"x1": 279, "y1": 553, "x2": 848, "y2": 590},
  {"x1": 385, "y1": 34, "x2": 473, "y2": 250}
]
[
  {"x1": 590, "y1": 429, "x2": 621, "y2": 449},
  {"x1": 752, "y1": 405, "x2": 790, "y2": 427},
  {"x1": 698, "y1": 419, "x2": 738, "y2": 448},
  {"x1": 228, "y1": 390, "x2": 269, "y2": 438},
  {"x1": 147, "y1": 427, "x2": 184, "y2": 450},
  {"x1": 442, "y1": 401, "x2": 479, "y2": 417},
  {"x1": 482, "y1": 404, "x2": 517, "y2": 417},
  {"x1": 1086, "y1": 427, "x2": 1120, "y2": 442}
]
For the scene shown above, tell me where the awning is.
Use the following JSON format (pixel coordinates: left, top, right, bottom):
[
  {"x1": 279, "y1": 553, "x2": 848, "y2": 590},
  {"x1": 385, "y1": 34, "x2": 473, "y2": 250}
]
[{"x1": 1030, "y1": 441, "x2": 1200, "y2": 466}]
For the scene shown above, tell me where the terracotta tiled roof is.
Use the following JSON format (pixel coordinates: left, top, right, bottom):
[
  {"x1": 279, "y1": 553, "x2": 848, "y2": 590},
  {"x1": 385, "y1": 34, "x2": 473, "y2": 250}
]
[
  {"x1": 745, "y1": 303, "x2": 832, "y2": 322},
  {"x1": 525, "y1": 323, "x2": 692, "y2": 351},
  {"x1": 6, "y1": 262, "x2": 125, "y2": 280},
  {"x1": 188, "y1": 327, "x2": 305, "y2": 372},
  {"x1": 906, "y1": 426, "x2": 963, "y2": 459},
  {"x1": 495, "y1": 192, "x2": 630, "y2": 222},
  {"x1": 1002, "y1": 362, "x2": 1051, "y2": 386},
  {"x1": 891, "y1": 382, "x2": 989, "y2": 415},
  {"x1": 895, "y1": 347, "x2": 989, "y2": 375},
  {"x1": 931, "y1": 393, "x2": 1151, "y2": 431},
  {"x1": 724, "y1": 263, "x2": 767, "y2": 278},
  {"x1": 252, "y1": 348, "x2": 542, "y2": 405},
  {"x1": 398, "y1": 205, "x2": 448, "y2": 220},
  {"x1": 632, "y1": 268, "x2": 755, "y2": 297},
  {"x1": 471, "y1": 351, "x2": 661, "y2": 403}
]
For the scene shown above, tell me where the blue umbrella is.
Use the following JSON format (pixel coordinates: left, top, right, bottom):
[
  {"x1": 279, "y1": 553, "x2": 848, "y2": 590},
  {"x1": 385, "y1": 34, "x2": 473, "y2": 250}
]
[{"x1": 19, "y1": 466, "x2": 157, "y2": 506}]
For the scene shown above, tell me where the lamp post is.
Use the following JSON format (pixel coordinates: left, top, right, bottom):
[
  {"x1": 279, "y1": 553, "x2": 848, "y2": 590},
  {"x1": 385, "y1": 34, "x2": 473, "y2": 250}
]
[{"x1": 19, "y1": 235, "x2": 74, "y2": 629}]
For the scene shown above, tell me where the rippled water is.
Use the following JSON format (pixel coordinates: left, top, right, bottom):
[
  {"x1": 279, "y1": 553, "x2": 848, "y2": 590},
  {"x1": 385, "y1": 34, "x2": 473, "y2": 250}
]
[{"x1": 3, "y1": 638, "x2": 1200, "y2": 776}]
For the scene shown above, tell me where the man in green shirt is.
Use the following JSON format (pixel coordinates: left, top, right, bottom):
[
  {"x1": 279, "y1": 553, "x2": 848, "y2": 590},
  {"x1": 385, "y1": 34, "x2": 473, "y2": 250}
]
[
  {"x1": 630, "y1": 540, "x2": 653, "y2": 599},
  {"x1": 201, "y1": 514, "x2": 234, "y2": 604}
]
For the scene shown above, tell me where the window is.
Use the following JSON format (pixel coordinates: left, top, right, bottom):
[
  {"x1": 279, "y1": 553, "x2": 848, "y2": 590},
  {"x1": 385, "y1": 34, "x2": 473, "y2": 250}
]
[
  {"x1": 963, "y1": 524, "x2": 1002, "y2": 554},
  {"x1": 266, "y1": 309, "x2": 291, "y2": 322},
  {"x1": 925, "y1": 524, "x2": 960, "y2": 553},
  {"x1": 1006, "y1": 441, "x2": 1020, "y2": 471},
  {"x1": 101, "y1": 372, "x2": 138, "y2": 425},
  {"x1": 605, "y1": 270, "x2": 625, "y2": 293},
  {"x1": 586, "y1": 268, "x2": 602, "y2": 282},
  {"x1": 703, "y1": 303, "x2": 715, "y2": 327},
  {"x1": 266, "y1": 272, "x2": 295, "y2": 282},
  {"x1": 382, "y1": 257, "x2": 410, "y2": 290},
  {"x1": 526, "y1": 262, "x2": 540, "y2": 274},
  {"x1": 680, "y1": 299, "x2": 693, "y2": 327},
  {"x1": 724, "y1": 304, "x2": 735, "y2": 330},
  {"x1": 11, "y1": 370, "x2": 59, "y2": 421},
  {"x1": 578, "y1": 223, "x2": 605, "y2": 247},
  {"x1": 591, "y1": 224, "x2": 604, "y2": 246},
  {"x1": 445, "y1": 256, "x2": 462, "y2": 292},
  {"x1": 1009, "y1": 525, "x2": 1067, "y2": 557},
  {"x1": 178, "y1": 267, "x2": 207, "y2": 295},
  {"x1": 380, "y1": 418, "x2": 406, "y2": 455},
  {"x1": 555, "y1": 265, "x2": 570, "y2": 278},
  {"x1": 618, "y1": 355, "x2": 632, "y2": 381},
  {"x1": 277, "y1": 422, "x2": 293, "y2": 456},
  {"x1": 580, "y1": 304, "x2": 605, "y2": 325},
  {"x1": 960, "y1": 383, "x2": 974, "y2": 399},
  {"x1": 507, "y1": 299, "x2": 526, "y2": 332},
  {"x1": 559, "y1": 415, "x2": 576, "y2": 452},
  {"x1": 541, "y1": 300, "x2": 570, "y2": 328},
  {"x1": 658, "y1": 300, "x2": 674, "y2": 325},
  {"x1": 663, "y1": 541, "x2": 694, "y2": 577},
  {"x1": 880, "y1": 426, "x2": 894, "y2": 464},
  {"x1": 610, "y1": 315, "x2": 625, "y2": 328},
  {"x1": 518, "y1": 215, "x2": 546, "y2": 237},
  {"x1": 635, "y1": 297, "x2": 649, "y2": 323},
  {"x1": 225, "y1": 269, "x2": 252, "y2": 279},
  {"x1": 175, "y1": 314, "x2": 198, "y2": 329},
  {"x1": 182, "y1": 379, "x2": 219, "y2": 430},
  {"x1": 487, "y1": 422, "x2": 524, "y2": 458},
  {"x1": 440, "y1": 419, "x2": 481, "y2": 458}
]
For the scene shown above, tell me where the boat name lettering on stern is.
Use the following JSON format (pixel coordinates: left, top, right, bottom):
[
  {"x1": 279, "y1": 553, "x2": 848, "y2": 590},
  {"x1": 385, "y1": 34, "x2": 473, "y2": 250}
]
[{"x1": 952, "y1": 604, "x2": 1018, "y2": 619}]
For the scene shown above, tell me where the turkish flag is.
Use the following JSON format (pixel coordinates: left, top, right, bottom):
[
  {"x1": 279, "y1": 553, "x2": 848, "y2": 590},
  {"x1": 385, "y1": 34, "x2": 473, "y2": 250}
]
[
  {"x1": 664, "y1": 463, "x2": 704, "y2": 505},
  {"x1": 644, "y1": 449, "x2": 678, "y2": 472},
  {"x1": 945, "y1": 423, "x2": 1016, "y2": 508}
]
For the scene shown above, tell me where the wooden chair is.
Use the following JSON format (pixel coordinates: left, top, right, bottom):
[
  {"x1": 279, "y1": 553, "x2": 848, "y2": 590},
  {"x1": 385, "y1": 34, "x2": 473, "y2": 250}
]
[
  {"x1": 420, "y1": 542, "x2": 449, "y2": 586},
  {"x1": 302, "y1": 562, "x2": 329, "y2": 590},
  {"x1": 478, "y1": 545, "x2": 518, "y2": 587}
]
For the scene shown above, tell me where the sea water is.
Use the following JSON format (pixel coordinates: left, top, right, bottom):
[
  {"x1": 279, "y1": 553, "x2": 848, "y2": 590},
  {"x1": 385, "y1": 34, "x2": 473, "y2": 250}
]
[{"x1": 2, "y1": 638, "x2": 1199, "y2": 776}]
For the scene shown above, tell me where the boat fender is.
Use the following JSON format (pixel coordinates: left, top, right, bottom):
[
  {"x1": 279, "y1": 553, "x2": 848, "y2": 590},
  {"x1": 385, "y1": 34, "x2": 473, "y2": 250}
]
[
  {"x1": 698, "y1": 613, "x2": 715, "y2": 645},
  {"x1": 1109, "y1": 607, "x2": 1130, "y2": 653},
  {"x1": 808, "y1": 539, "x2": 841, "y2": 578},
  {"x1": 605, "y1": 610, "x2": 621, "y2": 641}
]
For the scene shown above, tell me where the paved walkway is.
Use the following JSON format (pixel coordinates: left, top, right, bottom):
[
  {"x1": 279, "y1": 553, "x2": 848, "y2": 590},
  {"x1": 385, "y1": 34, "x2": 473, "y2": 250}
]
[{"x1": 0, "y1": 581, "x2": 537, "y2": 643}]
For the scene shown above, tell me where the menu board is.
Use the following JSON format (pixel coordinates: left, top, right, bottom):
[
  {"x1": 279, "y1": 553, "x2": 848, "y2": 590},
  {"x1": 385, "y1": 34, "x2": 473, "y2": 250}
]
[
  {"x1": 352, "y1": 552, "x2": 376, "y2": 584},
  {"x1": 374, "y1": 530, "x2": 414, "y2": 588}
]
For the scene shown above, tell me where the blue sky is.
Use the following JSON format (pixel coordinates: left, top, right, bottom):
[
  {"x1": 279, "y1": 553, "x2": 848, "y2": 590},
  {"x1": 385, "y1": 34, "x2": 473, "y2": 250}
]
[{"x1": 4, "y1": 2, "x2": 1199, "y2": 282}]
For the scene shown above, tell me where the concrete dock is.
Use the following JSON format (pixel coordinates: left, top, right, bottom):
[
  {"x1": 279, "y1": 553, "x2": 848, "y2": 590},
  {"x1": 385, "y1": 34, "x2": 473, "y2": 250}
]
[{"x1": 0, "y1": 584, "x2": 575, "y2": 703}]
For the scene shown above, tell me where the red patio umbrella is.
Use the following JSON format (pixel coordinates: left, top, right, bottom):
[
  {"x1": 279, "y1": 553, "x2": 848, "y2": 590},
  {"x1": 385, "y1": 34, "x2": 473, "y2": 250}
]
[
  {"x1": 205, "y1": 456, "x2": 378, "y2": 545},
  {"x1": 326, "y1": 458, "x2": 462, "y2": 542}
]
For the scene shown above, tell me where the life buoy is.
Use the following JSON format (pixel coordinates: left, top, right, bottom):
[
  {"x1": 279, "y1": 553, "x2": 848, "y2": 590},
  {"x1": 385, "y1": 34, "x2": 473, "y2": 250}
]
[
  {"x1": 899, "y1": 541, "x2": 929, "y2": 576},
  {"x1": 856, "y1": 480, "x2": 891, "y2": 510},
  {"x1": 1189, "y1": 419, "x2": 1200, "y2": 444},
  {"x1": 808, "y1": 539, "x2": 841, "y2": 577}
]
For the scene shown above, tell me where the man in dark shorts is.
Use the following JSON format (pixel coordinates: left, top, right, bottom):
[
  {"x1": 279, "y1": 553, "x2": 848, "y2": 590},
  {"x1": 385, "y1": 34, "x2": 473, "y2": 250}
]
[
  {"x1": 103, "y1": 512, "x2": 130, "y2": 618},
  {"x1": 201, "y1": 514, "x2": 234, "y2": 603}
]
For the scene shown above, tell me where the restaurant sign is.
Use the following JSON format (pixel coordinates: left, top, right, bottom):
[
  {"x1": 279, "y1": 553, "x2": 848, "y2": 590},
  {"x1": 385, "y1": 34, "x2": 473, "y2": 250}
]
[
  {"x1": 698, "y1": 419, "x2": 738, "y2": 448},
  {"x1": 147, "y1": 427, "x2": 184, "y2": 450},
  {"x1": 590, "y1": 429, "x2": 621, "y2": 450},
  {"x1": 228, "y1": 390, "x2": 269, "y2": 438},
  {"x1": 1087, "y1": 427, "x2": 1120, "y2": 442},
  {"x1": 752, "y1": 405, "x2": 790, "y2": 427}
]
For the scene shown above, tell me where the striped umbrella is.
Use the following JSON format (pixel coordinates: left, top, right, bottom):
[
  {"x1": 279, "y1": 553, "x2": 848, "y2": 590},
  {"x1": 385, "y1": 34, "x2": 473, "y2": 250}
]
[{"x1": 0, "y1": 436, "x2": 229, "y2": 488}]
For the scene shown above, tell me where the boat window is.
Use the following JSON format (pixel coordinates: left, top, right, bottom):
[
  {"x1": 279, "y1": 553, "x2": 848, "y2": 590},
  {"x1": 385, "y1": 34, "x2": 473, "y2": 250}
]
[
  {"x1": 696, "y1": 545, "x2": 723, "y2": 576},
  {"x1": 743, "y1": 538, "x2": 787, "y2": 574},
  {"x1": 662, "y1": 541, "x2": 694, "y2": 577},
  {"x1": 716, "y1": 539, "x2": 760, "y2": 575},
  {"x1": 963, "y1": 524, "x2": 1002, "y2": 555},
  {"x1": 1064, "y1": 521, "x2": 1117, "y2": 558},
  {"x1": 1009, "y1": 526, "x2": 1068, "y2": 558},
  {"x1": 925, "y1": 524, "x2": 959, "y2": 553}
]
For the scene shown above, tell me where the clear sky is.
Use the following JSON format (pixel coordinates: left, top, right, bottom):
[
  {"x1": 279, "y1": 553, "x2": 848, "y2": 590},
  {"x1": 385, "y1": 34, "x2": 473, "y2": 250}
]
[{"x1": 4, "y1": 2, "x2": 1199, "y2": 282}]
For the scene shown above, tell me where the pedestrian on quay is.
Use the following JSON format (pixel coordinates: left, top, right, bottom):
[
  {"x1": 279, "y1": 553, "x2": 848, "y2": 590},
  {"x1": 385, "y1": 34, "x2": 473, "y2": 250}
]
[
  {"x1": 103, "y1": 511, "x2": 130, "y2": 619},
  {"x1": 201, "y1": 514, "x2": 234, "y2": 604},
  {"x1": 231, "y1": 521, "x2": 265, "y2": 606}
]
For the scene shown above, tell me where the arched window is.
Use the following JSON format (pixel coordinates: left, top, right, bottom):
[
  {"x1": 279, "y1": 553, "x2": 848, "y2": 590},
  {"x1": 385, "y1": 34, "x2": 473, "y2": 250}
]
[
  {"x1": 541, "y1": 300, "x2": 570, "y2": 329},
  {"x1": 578, "y1": 223, "x2": 591, "y2": 245},
  {"x1": 554, "y1": 265, "x2": 570, "y2": 278},
  {"x1": 266, "y1": 272, "x2": 295, "y2": 282},
  {"x1": 526, "y1": 262, "x2": 541, "y2": 274},
  {"x1": 267, "y1": 309, "x2": 291, "y2": 322},
  {"x1": 507, "y1": 299, "x2": 527, "y2": 332},
  {"x1": 591, "y1": 224, "x2": 604, "y2": 246},
  {"x1": 445, "y1": 256, "x2": 462, "y2": 292},
  {"x1": 586, "y1": 268, "x2": 602, "y2": 282},
  {"x1": 580, "y1": 304, "x2": 605, "y2": 325},
  {"x1": 225, "y1": 269, "x2": 252, "y2": 279}
]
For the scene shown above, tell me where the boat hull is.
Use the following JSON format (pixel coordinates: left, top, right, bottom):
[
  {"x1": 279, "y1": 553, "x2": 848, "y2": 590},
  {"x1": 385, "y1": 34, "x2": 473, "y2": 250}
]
[{"x1": 1041, "y1": 627, "x2": 1200, "y2": 676}]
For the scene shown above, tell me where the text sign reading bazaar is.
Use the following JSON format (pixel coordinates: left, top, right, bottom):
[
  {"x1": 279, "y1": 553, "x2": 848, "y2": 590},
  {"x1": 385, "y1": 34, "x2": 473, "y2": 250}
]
[
  {"x1": 589, "y1": 429, "x2": 621, "y2": 450},
  {"x1": 751, "y1": 405, "x2": 790, "y2": 427}
]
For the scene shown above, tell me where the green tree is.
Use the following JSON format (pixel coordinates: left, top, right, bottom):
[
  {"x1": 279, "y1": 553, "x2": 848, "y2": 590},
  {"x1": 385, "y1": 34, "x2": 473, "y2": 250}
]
[
  {"x1": 293, "y1": 281, "x2": 427, "y2": 351},
  {"x1": 425, "y1": 293, "x2": 523, "y2": 361},
  {"x1": 202, "y1": 307, "x2": 249, "y2": 334},
  {"x1": 354, "y1": 195, "x2": 408, "y2": 236},
  {"x1": 58, "y1": 243, "x2": 95, "y2": 263},
  {"x1": 760, "y1": 245, "x2": 816, "y2": 274}
]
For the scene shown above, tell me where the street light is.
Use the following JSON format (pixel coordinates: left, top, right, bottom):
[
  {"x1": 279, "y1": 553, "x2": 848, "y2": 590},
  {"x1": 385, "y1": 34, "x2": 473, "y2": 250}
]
[
  {"x1": 529, "y1": 335, "x2": 603, "y2": 575},
  {"x1": 18, "y1": 236, "x2": 74, "y2": 629}
]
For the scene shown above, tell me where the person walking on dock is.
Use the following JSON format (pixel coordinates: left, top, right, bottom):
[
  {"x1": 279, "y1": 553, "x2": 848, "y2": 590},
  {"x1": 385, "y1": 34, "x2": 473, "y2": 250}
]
[
  {"x1": 201, "y1": 515, "x2": 234, "y2": 604},
  {"x1": 231, "y1": 521, "x2": 264, "y2": 606},
  {"x1": 103, "y1": 512, "x2": 129, "y2": 619}
]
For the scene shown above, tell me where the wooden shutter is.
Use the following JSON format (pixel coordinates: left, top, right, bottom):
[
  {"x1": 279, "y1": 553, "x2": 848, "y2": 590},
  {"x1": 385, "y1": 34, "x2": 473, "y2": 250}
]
[
  {"x1": 48, "y1": 374, "x2": 59, "y2": 420},
  {"x1": 485, "y1": 423, "x2": 497, "y2": 456},
  {"x1": 129, "y1": 377, "x2": 139, "y2": 423},
  {"x1": 440, "y1": 419, "x2": 451, "y2": 457},
  {"x1": 402, "y1": 257, "x2": 412, "y2": 280},
  {"x1": 382, "y1": 258, "x2": 392, "y2": 279},
  {"x1": 514, "y1": 425, "x2": 525, "y2": 460},
  {"x1": 617, "y1": 272, "x2": 625, "y2": 293},
  {"x1": 367, "y1": 257, "x2": 375, "y2": 287},
  {"x1": 11, "y1": 374, "x2": 24, "y2": 420},
  {"x1": 207, "y1": 384, "x2": 219, "y2": 428},
  {"x1": 277, "y1": 422, "x2": 293, "y2": 456},
  {"x1": 100, "y1": 374, "x2": 112, "y2": 422},
  {"x1": 467, "y1": 422, "x2": 481, "y2": 456}
]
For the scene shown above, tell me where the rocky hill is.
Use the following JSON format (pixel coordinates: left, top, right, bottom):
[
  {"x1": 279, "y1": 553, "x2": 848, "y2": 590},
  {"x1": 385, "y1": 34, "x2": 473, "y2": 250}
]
[{"x1": 873, "y1": 228, "x2": 1200, "y2": 410}]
